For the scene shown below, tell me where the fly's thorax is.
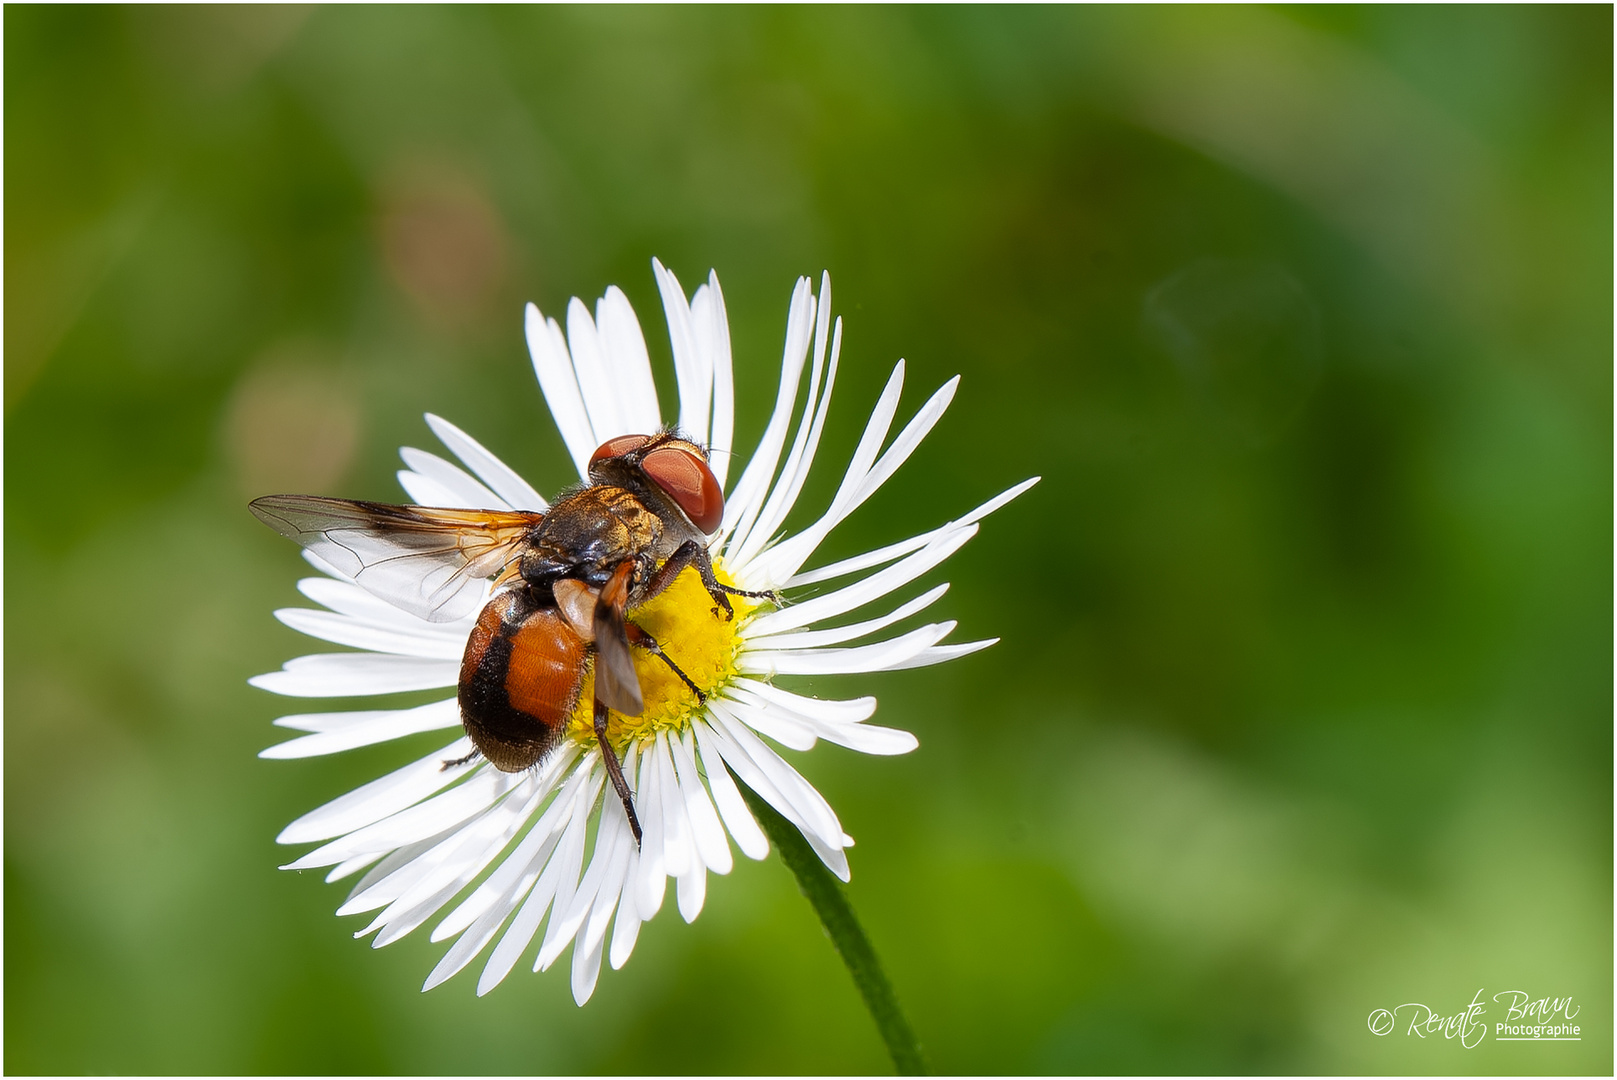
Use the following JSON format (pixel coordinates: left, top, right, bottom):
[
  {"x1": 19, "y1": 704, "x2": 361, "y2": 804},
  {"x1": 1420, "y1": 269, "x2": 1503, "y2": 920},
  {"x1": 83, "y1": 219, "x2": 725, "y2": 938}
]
[{"x1": 519, "y1": 484, "x2": 664, "y2": 585}]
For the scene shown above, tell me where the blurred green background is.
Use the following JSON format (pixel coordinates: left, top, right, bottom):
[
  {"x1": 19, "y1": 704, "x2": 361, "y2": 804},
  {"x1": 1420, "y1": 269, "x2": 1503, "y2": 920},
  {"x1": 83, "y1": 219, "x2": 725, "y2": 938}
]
[{"x1": 5, "y1": 5, "x2": 1611, "y2": 1075}]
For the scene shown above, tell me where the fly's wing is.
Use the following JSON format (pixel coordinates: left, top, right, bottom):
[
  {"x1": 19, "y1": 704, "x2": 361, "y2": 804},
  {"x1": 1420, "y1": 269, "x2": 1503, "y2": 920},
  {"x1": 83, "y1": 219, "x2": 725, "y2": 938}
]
[
  {"x1": 592, "y1": 561, "x2": 644, "y2": 716},
  {"x1": 250, "y1": 495, "x2": 543, "y2": 623},
  {"x1": 551, "y1": 579, "x2": 597, "y2": 642}
]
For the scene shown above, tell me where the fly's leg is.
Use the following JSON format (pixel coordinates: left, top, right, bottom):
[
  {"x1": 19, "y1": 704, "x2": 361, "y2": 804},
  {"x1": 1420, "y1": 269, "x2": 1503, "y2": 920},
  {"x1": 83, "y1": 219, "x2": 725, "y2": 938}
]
[
  {"x1": 624, "y1": 622, "x2": 706, "y2": 703},
  {"x1": 639, "y1": 539, "x2": 782, "y2": 621},
  {"x1": 595, "y1": 698, "x2": 643, "y2": 846},
  {"x1": 440, "y1": 747, "x2": 482, "y2": 771}
]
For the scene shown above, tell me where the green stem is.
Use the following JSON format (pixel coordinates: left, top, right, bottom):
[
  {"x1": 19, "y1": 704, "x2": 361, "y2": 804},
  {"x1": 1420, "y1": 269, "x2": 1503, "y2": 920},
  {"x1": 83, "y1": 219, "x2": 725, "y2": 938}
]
[{"x1": 738, "y1": 778, "x2": 928, "y2": 1076}]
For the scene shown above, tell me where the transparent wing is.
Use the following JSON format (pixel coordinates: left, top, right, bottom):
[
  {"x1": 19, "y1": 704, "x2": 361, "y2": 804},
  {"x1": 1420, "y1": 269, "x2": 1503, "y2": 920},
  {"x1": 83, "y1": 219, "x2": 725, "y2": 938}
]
[{"x1": 250, "y1": 495, "x2": 543, "y2": 623}]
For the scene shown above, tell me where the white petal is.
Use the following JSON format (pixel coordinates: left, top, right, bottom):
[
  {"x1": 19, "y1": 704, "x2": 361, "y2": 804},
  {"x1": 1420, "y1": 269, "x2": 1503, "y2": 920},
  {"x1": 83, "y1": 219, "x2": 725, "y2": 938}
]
[
  {"x1": 653, "y1": 260, "x2": 709, "y2": 445},
  {"x1": 262, "y1": 698, "x2": 461, "y2": 758},
  {"x1": 685, "y1": 278, "x2": 717, "y2": 452},
  {"x1": 526, "y1": 303, "x2": 596, "y2": 478},
  {"x1": 293, "y1": 576, "x2": 391, "y2": 622},
  {"x1": 596, "y1": 285, "x2": 661, "y2": 434},
  {"x1": 815, "y1": 722, "x2": 918, "y2": 756},
  {"x1": 477, "y1": 767, "x2": 600, "y2": 995},
  {"x1": 633, "y1": 738, "x2": 668, "y2": 919},
  {"x1": 671, "y1": 728, "x2": 733, "y2": 875},
  {"x1": 540, "y1": 787, "x2": 628, "y2": 972},
  {"x1": 787, "y1": 477, "x2": 1039, "y2": 588},
  {"x1": 272, "y1": 607, "x2": 465, "y2": 660},
  {"x1": 381, "y1": 770, "x2": 550, "y2": 915},
  {"x1": 534, "y1": 769, "x2": 599, "y2": 972},
  {"x1": 276, "y1": 737, "x2": 477, "y2": 844},
  {"x1": 726, "y1": 309, "x2": 817, "y2": 560},
  {"x1": 846, "y1": 375, "x2": 958, "y2": 511},
  {"x1": 725, "y1": 680, "x2": 878, "y2": 725},
  {"x1": 313, "y1": 766, "x2": 526, "y2": 879},
  {"x1": 350, "y1": 840, "x2": 501, "y2": 931},
  {"x1": 400, "y1": 447, "x2": 505, "y2": 509},
  {"x1": 250, "y1": 653, "x2": 459, "y2": 697},
  {"x1": 547, "y1": 744, "x2": 635, "y2": 954},
  {"x1": 693, "y1": 273, "x2": 735, "y2": 487},
  {"x1": 580, "y1": 810, "x2": 634, "y2": 960},
  {"x1": 426, "y1": 862, "x2": 540, "y2": 990},
  {"x1": 570, "y1": 915, "x2": 607, "y2": 1005},
  {"x1": 655, "y1": 731, "x2": 693, "y2": 879},
  {"x1": 426, "y1": 413, "x2": 548, "y2": 512},
  {"x1": 475, "y1": 858, "x2": 561, "y2": 995},
  {"x1": 676, "y1": 855, "x2": 706, "y2": 924},
  {"x1": 363, "y1": 877, "x2": 466, "y2": 947},
  {"x1": 365, "y1": 782, "x2": 543, "y2": 945},
  {"x1": 296, "y1": 577, "x2": 476, "y2": 634},
  {"x1": 288, "y1": 588, "x2": 472, "y2": 645},
  {"x1": 807, "y1": 832, "x2": 851, "y2": 881},
  {"x1": 745, "y1": 584, "x2": 948, "y2": 651},
  {"x1": 573, "y1": 809, "x2": 633, "y2": 1001},
  {"x1": 395, "y1": 469, "x2": 472, "y2": 510},
  {"x1": 732, "y1": 278, "x2": 839, "y2": 568},
  {"x1": 737, "y1": 360, "x2": 904, "y2": 585},
  {"x1": 722, "y1": 682, "x2": 916, "y2": 756},
  {"x1": 431, "y1": 749, "x2": 588, "y2": 942},
  {"x1": 427, "y1": 759, "x2": 591, "y2": 988},
  {"x1": 742, "y1": 621, "x2": 957, "y2": 677},
  {"x1": 705, "y1": 718, "x2": 850, "y2": 882},
  {"x1": 884, "y1": 638, "x2": 998, "y2": 669},
  {"x1": 693, "y1": 721, "x2": 769, "y2": 861},
  {"x1": 746, "y1": 527, "x2": 973, "y2": 638},
  {"x1": 711, "y1": 695, "x2": 816, "y2": 752},
  {"x1": 718, "y1": 277, "x2": 814, "y2": 553},
  {"x1": 272, "y1": 702, "x2": 441, "y2": 734},
  {"x1": 705, "y1": 710, "x2": 843, "y2": 853},
  {"x1": 325, "y1": 853, "x2": 383, "y2": 883},
  {"x1": 345, "y1": 833, "x2": 450, "y2": 904},
  {"x1": 751, "y1": 374, "x2": 959, "y2": 585},
  {"x1": 608, "y1": 844, "x2": 643, "y2": 970},
  {"x1": 566, "y1": 297, "x2": 621, "y2": 451}
]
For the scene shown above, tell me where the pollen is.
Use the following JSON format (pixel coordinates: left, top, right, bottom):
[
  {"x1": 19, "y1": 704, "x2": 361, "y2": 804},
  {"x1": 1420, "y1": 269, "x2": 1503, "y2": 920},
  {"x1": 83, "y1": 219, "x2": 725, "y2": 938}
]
[{"x1": 565, "y1": 559, "x2": 763, "y2": 752}]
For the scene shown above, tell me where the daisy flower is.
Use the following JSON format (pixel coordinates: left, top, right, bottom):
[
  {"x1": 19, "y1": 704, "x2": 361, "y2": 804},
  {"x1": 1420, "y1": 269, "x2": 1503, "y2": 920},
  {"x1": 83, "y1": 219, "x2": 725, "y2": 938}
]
[{"x1": 251, "y1": 260, "x2": 1036, "y2": 1004}]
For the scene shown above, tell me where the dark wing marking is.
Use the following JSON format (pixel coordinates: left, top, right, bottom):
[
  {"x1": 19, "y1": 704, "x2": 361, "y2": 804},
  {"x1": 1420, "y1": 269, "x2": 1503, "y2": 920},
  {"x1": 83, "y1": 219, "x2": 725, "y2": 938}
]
[
  {"x1": 592, "y1": 561, "x2": 644, "y2": 716},
  {"x1": 250, "y1": 495, "x2": 543, "y2": 623}
]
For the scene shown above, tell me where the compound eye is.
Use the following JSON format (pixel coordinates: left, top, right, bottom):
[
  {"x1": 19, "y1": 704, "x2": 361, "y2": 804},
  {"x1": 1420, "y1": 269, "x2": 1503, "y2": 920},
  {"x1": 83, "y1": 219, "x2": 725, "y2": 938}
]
[
  {"x1": 589, "y1": 434, "x2": 653, "y2": 468},
  {"x1": 641, "y1": 444, "x2": 724, "y2": 533}
]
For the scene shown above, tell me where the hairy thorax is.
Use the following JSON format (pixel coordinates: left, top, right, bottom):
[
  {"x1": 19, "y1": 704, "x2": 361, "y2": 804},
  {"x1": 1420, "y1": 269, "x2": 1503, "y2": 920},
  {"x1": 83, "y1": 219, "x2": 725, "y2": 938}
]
[{"x1": 518, "y1": 485, "x2": 669, "y2": 588}]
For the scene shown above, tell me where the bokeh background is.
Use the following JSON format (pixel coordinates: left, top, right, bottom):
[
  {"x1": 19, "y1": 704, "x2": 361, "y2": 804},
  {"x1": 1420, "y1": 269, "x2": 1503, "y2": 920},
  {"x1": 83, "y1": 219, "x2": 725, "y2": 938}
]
[{"x1": 6, "y1": 6, "x2": 1611, "y2": 1075}]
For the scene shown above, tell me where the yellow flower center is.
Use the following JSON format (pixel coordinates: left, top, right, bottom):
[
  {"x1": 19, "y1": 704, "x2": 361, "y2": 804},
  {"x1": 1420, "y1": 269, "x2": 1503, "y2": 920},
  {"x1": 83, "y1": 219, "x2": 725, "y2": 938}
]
[{"x1": 565, "y1": 558, "x2": 761, "y2": 753}]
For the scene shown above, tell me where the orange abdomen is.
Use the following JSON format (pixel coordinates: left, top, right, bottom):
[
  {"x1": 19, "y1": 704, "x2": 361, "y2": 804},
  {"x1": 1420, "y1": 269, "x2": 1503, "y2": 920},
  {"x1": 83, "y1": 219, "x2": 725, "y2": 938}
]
[{"x1": 459, "y1": 588, "x2": 589, "y2": 772}]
